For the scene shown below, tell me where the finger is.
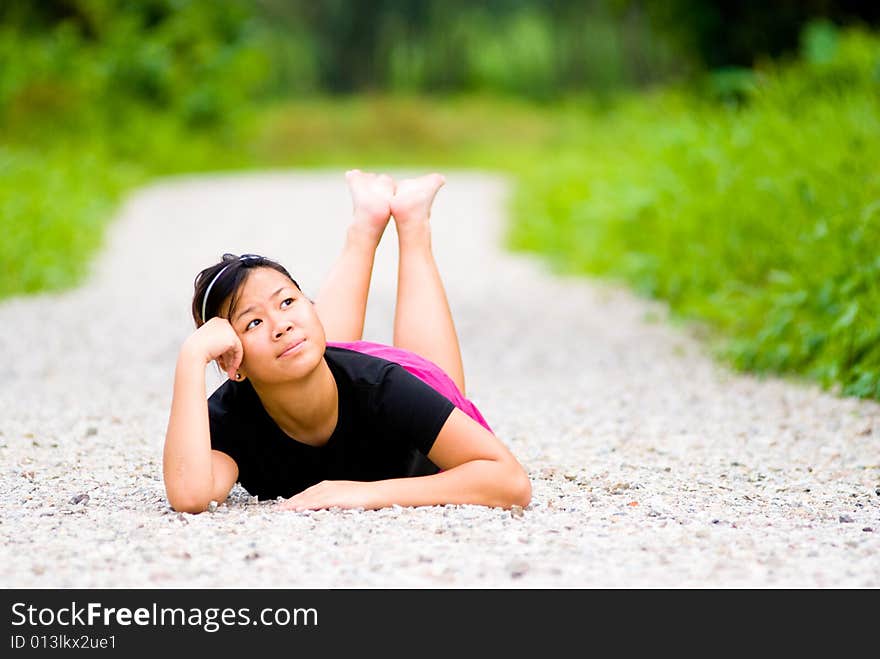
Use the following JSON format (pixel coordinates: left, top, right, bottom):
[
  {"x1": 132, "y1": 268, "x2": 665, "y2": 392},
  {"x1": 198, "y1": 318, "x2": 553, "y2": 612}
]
[
  {"x1": 221, "y1": 351, "x2": 235, "y2": 380},
  {"x1": 276, "y1": 497, "x2": 301, "y2": 511},
  {"x1": 232, "y1": 341, "x2": 244, "y2": 372}
]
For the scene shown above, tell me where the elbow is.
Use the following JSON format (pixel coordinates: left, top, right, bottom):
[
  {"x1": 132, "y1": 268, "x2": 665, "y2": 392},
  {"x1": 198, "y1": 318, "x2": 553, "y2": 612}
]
[
  {"x1": 163, "y1": 466, "x2": 213, "y2": 514},
  {"x1": 164, "y1": 481, "x2": 212, "y2": 514},
  {"x1": 510, "y1": 469, "x2": 532, "y2": 508},
  {"x1": 500, "y1": 463, "x2": 532, "y2": 509},
  {"x1": 168, "y1": 495, "x2": 210, "y2": 514}
]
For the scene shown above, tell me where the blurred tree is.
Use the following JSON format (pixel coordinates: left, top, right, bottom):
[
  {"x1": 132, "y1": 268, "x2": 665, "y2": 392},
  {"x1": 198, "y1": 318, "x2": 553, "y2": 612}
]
[
  {"x1": 4, "y1": 0, "x2": 879, "y2": 101},
  {"x1": 255, "y1": 0, "x2": 686, "y2": 95},
  {"x1": 644, "y1": 0, "x2": 880, "y2": 68},
  {"x1": 0, "y1": 0, "x2": 278, "y2": 130}
]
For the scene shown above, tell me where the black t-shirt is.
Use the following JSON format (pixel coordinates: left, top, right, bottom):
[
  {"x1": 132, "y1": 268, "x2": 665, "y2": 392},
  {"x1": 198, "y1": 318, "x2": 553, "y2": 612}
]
[{"x1": 207, "y1": 345, "x2": 456, "y2": 500}]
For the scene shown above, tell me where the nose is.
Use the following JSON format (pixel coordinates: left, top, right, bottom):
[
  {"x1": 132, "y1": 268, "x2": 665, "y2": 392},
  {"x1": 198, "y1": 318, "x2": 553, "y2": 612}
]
[{"x1": 272, "y1": 312, "x2": 293, "y2": 339}]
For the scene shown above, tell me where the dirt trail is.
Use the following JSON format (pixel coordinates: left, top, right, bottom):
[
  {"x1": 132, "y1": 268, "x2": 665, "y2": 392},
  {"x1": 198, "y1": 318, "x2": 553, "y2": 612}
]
[{"x1": 1, "y1": 171, "x2": 877, "y2": 587}]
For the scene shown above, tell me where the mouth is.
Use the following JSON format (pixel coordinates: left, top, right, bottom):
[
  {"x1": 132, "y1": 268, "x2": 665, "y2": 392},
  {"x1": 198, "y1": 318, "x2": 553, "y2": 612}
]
[{"x1": 278, "y1": 338, "x2": 306, "y2": 359}]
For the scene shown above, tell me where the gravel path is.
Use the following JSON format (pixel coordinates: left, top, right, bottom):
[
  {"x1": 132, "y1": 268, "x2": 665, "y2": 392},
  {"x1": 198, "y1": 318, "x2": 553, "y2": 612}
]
[{"x1": 2, "y1": 171, "x2": 878, "y2": 588}]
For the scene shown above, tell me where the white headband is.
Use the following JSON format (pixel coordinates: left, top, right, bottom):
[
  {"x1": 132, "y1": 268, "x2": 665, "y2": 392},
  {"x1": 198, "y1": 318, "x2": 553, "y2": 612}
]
[{"x1": 201, "y1": 255, "x2": 260, "y2": 323}]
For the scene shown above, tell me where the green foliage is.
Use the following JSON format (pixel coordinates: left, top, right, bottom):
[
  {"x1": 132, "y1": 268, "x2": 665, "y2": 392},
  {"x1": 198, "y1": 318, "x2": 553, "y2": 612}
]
[
  {"x1": 508, "y1": 23, "x2": 880, "y2": 399},
  {"x1": 0, "y1": 1, "x2": 277, "y2": 134},
  {"x1": 0, "y1": 1, "x2": 276, "y2": 297},
  {"x1": 0, "y1": 143, "x2": 133, "y2": 298}
]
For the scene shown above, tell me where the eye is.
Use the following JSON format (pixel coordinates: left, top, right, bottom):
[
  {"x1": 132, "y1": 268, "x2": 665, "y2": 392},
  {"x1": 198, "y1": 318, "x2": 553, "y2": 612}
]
[
  {"x1": 281, "y1": 297, "x2": 294, "y2": 307},
  {"x1": 245, "y1": 318, "x2": 261, "y2": 331}
]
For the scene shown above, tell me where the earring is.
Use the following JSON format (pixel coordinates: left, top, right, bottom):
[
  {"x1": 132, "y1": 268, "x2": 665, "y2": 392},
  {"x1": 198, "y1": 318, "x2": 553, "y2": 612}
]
[{"x1": 235, "y1": 372, "x2": 243, "y2": 380}]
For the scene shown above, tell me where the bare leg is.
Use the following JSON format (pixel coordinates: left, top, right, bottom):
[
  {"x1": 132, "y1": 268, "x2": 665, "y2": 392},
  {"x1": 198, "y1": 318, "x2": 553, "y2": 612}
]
[
  {"x1": 391, "y1": 174, "x2": 467, "y2": 396},
  {"x1": 314, "y1": 170, "x2": 394, "y2": 342}
]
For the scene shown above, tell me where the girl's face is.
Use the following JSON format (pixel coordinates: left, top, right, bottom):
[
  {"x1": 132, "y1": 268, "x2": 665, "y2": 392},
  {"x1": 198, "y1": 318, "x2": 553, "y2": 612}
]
[{"x1": 222, "y1": 267, "x2": 326, "y2": 384}]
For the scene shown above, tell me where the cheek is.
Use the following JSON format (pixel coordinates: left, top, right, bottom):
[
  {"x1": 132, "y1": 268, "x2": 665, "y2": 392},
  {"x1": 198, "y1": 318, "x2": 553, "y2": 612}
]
[
  {"x1": 304, "y1": 306, "x2": 324, "y2": 333},
  {"x1": 239, "y1": 334, "x2": 266, "y2": 365}
]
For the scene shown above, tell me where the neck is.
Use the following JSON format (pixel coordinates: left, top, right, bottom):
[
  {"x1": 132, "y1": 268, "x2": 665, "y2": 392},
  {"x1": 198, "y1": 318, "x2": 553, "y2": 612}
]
[{"x1": 250, "y1": 357, "x2": 338, "y2": 446}]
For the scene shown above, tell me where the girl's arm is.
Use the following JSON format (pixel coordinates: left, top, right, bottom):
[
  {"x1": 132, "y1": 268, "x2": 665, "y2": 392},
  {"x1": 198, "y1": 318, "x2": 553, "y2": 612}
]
[
  {"x1": 163, "y1": 320, "x2": 241, "y2": 513},
  {"x1": 277, "y1": 409, "x2": 531, "y2": 511}
]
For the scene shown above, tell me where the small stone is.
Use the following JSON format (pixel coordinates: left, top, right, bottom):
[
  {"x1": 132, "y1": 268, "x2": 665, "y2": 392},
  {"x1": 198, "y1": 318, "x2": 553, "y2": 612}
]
[
  {"x1": 839, "y1": 514, "x2": 854, "y2": 523},
  {"x1": 69, "y1": 493, "x2": 89, "y2": 505},
  {"x1": 85, "y1": 427, "x2": 98, "y2": 437},
  {"x1": 510, "y1": 505, "x2": 524, "y2": 518},
  {"x1": 207, "y1": 500, "x2": 218, "y2": 513}
]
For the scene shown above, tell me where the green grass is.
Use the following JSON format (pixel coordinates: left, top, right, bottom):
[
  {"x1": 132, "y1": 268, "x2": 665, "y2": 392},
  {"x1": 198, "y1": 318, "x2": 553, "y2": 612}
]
[
  {"x1": 249, "y1": 94, "x2": 562, "y2": 168},
  {"x1": 0, "y1": 113, "x2": 262, "y2": 298},
  {"x1": 1, "y1": 143, "x2": 131, "y2": 297},
  {"x1": 508, "y1": 27, "x2": 880, "y2": 399}
]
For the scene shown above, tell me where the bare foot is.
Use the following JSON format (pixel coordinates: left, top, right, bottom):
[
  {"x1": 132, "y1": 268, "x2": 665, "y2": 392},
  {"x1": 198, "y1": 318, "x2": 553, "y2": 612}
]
[
  {"x1": 345, "y1": 169, "x2": 396, "y2": 243},
  {"x1": 389, "y1": 173, "x2": 446, "y2": 235}
]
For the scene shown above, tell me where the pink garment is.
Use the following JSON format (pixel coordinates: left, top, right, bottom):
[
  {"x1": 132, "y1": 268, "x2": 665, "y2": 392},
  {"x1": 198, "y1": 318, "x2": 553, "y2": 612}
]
[{"x1": 326, "y1": 340, "x2": 493, "y2": 433}]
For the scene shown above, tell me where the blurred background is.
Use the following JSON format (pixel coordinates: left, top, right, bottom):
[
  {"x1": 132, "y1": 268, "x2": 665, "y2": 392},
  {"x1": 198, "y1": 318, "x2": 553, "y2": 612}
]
[{"x1": 2, "y1": 0, "x2": 879, "y2": 400}]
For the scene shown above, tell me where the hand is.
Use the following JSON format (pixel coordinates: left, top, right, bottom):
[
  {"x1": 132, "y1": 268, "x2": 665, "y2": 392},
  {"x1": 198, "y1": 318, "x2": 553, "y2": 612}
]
[
  {"x1": 182, "y1": 317, "x2": 244, "y2": 380},
  {"x1": 389, "y1": 173, "x2": 445, "y2": 227},
  {"x1": 275, "y1": 480, "x2": 371, "y2": 511},
  {"x1": 345, "y1": 169, "x2": 395, "y2": 241}
]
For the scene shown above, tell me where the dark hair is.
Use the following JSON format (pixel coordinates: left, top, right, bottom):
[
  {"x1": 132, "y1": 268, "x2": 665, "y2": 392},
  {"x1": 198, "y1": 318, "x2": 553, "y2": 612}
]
[{"x1": 192, "y1": 253, "x2": 302, "y2": 328}]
